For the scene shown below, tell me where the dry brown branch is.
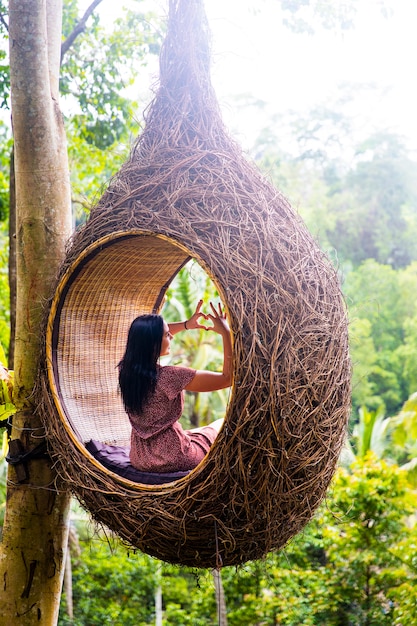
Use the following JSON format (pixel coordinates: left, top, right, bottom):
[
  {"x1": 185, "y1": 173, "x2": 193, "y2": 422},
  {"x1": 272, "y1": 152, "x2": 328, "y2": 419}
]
[{"x1": 0, "y1": 12, "x2": 8, "y2": 32}]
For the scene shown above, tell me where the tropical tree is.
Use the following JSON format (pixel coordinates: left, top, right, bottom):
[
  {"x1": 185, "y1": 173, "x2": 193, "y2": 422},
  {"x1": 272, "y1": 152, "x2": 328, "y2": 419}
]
[
  {"x1": 220, "y1": 456, "x2": 417, "y2": 625},
  {"x1": 59, "y1": 537, "x2": 160, "y2": 626},
  {"x1": 60, "y1": 0, "x2": 161, "y2": 221},
  {"x1": 309, "y1": 456, "x2": 417, "y2": 625},
  {"x1": 253, "y1": 106, "x2": 417, "y2": 271},
  {"x1": 0, "y1": 1, "x2": 160, "y2": 622},
  {"x1": 388, "y1": 392, "x2": 417, "y2": 482},
  {"x1": 345, "y1": 260, "x2": 417, "y2": 414},
  {"x1": 342, "y1": 394, "x2": 417, "y2": 489},
  {"x1": 328, "y1": 132, "x2": 417, "y2": 268},
  {"x1": 0, "y1": 2, "x2": 73, "y2": 622}
]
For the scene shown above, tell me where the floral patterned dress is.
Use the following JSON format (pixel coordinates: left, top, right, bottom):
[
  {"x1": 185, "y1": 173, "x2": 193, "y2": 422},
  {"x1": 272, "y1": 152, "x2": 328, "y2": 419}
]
[{"x1": 128, "y1": 365, "x2": 218, "y2": 472}]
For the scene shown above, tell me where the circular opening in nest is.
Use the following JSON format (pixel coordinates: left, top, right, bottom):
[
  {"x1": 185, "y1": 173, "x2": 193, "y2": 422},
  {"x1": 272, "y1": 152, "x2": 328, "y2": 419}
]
[
  {"x1": 163, "y1": 261, "x2": 230, "y2": 431},
  {"x1": 46, "y1": 230, "x2": 231, "y2": 487}
]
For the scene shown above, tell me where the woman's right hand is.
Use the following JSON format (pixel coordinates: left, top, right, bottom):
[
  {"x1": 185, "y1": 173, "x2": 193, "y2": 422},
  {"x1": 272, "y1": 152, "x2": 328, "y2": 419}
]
[{"x1": 185, "y1": 299, "x2": 209, "y2": 330}]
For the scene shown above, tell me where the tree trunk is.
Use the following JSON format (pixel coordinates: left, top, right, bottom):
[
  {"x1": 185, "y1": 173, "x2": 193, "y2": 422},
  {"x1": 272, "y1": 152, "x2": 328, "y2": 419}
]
[
  {"x1": 212, "y1": 569, "x2": 228, "y2": 626},
  {"x1": 155, "y1": 563, "x2": 163, "y2": 626},
  {"x1": 63, "y1": 549, "x2": 74, "y2": 621},
  {"x1": 0, "y1": 1, "x2": 72, "y2": 624}
]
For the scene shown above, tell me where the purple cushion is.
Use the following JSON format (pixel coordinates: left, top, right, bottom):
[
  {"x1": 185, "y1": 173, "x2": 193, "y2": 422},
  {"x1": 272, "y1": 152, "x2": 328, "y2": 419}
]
[{"x1": 85, "y1": 439, "x2": 190, "y2": 485}]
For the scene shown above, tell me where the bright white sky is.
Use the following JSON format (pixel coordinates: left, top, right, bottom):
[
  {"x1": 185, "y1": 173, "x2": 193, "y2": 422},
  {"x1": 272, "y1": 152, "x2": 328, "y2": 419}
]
[
  {"x1": 205, "y1": 0, "x2": 416, "y2": 150},
  {"x1": 93, "y1": 0, "x2": 417, "y2": 153}
]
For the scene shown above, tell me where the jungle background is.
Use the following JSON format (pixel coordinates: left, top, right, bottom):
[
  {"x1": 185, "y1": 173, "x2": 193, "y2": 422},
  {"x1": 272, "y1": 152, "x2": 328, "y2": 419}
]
[{"x1": 1, "y1": 0, "x2": 417, "y2": 624}]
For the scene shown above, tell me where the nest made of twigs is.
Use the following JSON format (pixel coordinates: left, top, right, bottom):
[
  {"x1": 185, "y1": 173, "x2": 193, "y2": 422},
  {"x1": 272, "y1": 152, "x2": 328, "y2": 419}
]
[{"x1": 36, "y1": 0, "x2": 350, "y2": 568}]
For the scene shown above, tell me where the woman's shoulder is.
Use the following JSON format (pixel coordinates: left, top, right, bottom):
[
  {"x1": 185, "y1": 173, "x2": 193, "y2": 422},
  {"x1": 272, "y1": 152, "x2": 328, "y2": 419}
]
[
  {"x1": 159, "y1": 364, "x2": 196, "y2": 380},
  {"x1": 158, "y1": 365, "x2": 196, "y2": 395}
]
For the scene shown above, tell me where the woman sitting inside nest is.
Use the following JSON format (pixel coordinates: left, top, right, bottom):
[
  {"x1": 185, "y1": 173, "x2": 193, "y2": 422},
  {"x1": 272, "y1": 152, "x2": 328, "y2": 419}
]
[{"x1": 118, "y1": 300, "x2": 232, "y2": 473}]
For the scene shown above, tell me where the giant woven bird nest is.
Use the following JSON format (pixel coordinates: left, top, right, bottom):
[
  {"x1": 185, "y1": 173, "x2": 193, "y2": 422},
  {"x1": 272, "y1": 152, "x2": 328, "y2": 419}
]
[{"x1": 36, "y1": 0, "x2": 351, "y2": 568}]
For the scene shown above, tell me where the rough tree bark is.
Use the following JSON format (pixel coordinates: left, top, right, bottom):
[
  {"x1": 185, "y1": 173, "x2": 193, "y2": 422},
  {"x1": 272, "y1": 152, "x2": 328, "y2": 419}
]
[{"x1": 0, "y1": 0, "x2": 72, "y2": 623}]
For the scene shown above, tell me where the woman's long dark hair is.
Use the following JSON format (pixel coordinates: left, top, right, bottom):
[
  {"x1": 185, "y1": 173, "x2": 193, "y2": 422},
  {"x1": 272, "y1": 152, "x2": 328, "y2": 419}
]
[{"x1": 118, "y1": 314, "x2": 164, "y2": 414}]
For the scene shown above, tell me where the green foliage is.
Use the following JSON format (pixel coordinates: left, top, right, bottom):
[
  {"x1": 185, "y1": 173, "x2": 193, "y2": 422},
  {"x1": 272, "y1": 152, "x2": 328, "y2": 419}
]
[
  {"x1": 220, "y1": 457, "x2": 417, "y2": 625},
  {"x1": 61, "y1": 0, "x2": 161, "y2": 150},
  {"x1": 67, "y1": 121, "x2": 132, "y2": 225},
  {"x1": 388, "y1": 393, "x2": 417, "y2": 481},
  {"x1": 329, "y1": 133, "x2": 417, "y2": 268},
  {"x1": 58, "y1": 1, "x2": 163, "y2": 221},
  {"x1": 161, "y1": 566, "x2": 218, "y2": 625},
  {"x1": 0, "y1": 230, "x2": 9, "y2": 354},
  {"x1": 352, "y1": 405, "x2": 389, "y2": 458},
  {"x1": 58, "y1": 458, "x2": 417, "y2": 625},
  {"x1": 0, "y1": 365, "x2": 13, "y2": 424},
  {"x1": 0, "y1": 454, "x2": 6, "y2": 529},
  {"x1": 0, "y1": 1, "x2": 162, "y2": 233},
  {"x1": 0, "y1": 122, "x2": 12, "y2": 222},
  {"x1": 310, "y1": 456, "x2": 417, "y2": 625},
  {"x1": 345, "y1": 260, "x2": 417, "y2": 414},
  {"x1": 0, "y1": 1, "x2": 161, "y2": 228},
  {"x1": 342, "y1": 394, "x2": 417, "y2": 492},
  {"x1": 0, "y1": 1, "x2": 9, "y2": 110},
  {"x1": 59, "y1": 539, "x2": 159, "y2": 625},
  {"x1": 280, "y1": 0, "x2": 362, "y2": 34},
  {"x1": 255, "y1": 110, "x2": 417, "y2": 271}
]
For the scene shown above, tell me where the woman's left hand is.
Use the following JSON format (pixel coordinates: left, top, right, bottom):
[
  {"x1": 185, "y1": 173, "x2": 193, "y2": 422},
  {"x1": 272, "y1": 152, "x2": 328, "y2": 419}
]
[{"x1": 206, "y1": 301, "x2": 230, "y2": 335}]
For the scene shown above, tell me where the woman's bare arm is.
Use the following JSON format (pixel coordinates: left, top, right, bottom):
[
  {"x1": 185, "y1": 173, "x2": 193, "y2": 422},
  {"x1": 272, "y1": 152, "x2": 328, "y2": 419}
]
[
  {"x1": 185, "y1": 302, "x2": 232, "y2": 393},
  {"x1": 168, "y1": 299, "x2": 208, "y2": 335}
]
